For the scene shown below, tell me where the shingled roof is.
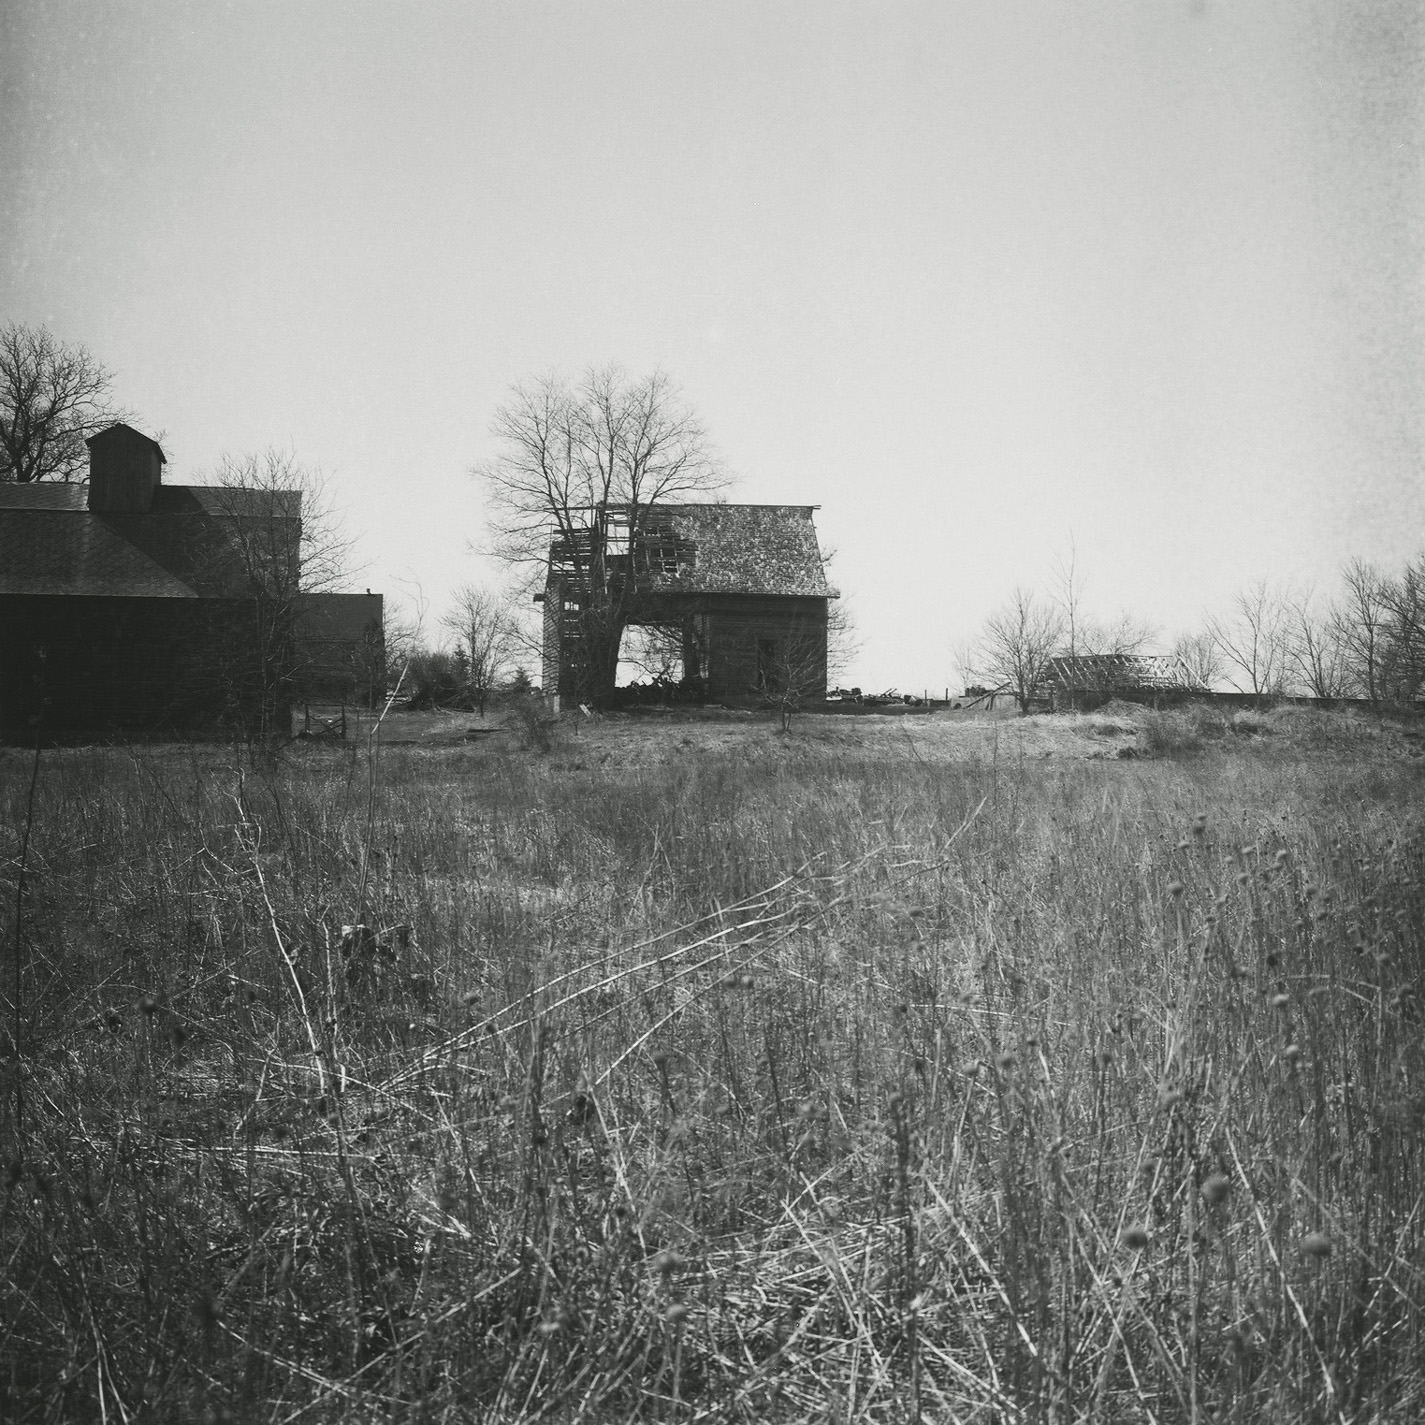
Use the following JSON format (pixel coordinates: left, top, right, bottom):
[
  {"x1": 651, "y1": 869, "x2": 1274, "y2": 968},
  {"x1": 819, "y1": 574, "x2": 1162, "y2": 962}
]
[
  {"x1": 635, "y1": 504, "x2": 831, "y2": 597},
  {"x1": 0, "y1": 508, "x2": 198, "y2": 597},
  {"x1": 0, "y1": 475, "x2": 299, "y2": 599}
]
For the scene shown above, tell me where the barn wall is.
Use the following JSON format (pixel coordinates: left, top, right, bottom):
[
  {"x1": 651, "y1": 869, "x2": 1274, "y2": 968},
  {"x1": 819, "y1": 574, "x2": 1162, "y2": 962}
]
[
  {"x1": 294, "y1": 593, "x2": 384, "y2": 705},
  {"x1": 702, "y1": 595, "x2": 828, "y2": 701},
  {"x1": 538, "y1": 584, "x2": 831, "y2": 706},
  {"x1": 0, "y1": 595, "x2": 283, "y2": 742},
  {"x1": 540, "y1": 590, "x2": 563, "y2": 699}
]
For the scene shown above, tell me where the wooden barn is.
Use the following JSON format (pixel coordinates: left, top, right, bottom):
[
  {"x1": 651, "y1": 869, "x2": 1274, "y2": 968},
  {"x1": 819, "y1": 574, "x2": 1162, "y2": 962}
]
[
  {"x1": 0, "y1": 423, "x2": 382, "y2": 741},
  {"x1": 537, "y1": 503, "x2": 833, "y2": 706}
]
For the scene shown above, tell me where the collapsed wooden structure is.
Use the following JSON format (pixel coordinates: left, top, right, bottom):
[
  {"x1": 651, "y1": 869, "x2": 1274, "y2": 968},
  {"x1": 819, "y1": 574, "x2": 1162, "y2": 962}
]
[
  {"x1": 537, "y1": 503, "x2": 833, "y2": 705},
  {"x1": 1041, "y1": 653, "x2": 1208, "y2": 708}
]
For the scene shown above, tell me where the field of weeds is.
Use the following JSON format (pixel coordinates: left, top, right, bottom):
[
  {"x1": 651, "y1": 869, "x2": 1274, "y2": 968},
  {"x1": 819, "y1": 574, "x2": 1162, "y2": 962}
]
[{"x1": 2, "y1": 708, "x2": 1423, "y2": 1422}]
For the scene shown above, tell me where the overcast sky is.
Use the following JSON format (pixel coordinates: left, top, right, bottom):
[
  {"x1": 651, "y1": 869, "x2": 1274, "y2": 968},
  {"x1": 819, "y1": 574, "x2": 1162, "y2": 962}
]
[{"x1": 3, "y1": 1, "x2": 1422, "y2": 691}]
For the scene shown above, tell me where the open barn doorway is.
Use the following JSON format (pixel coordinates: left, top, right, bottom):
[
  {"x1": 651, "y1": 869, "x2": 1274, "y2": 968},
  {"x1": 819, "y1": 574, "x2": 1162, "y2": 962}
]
[{"x1": 615, "y1": 619, "x2": 707, "y2": 703}]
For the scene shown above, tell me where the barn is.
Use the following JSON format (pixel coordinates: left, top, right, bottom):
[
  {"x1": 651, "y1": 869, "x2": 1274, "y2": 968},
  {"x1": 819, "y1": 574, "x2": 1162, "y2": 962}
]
[
  {"x1": 0, "y1": 423, "x2": 382, "y2": 741},
  {"x1": 537, "y1": 503, "x2": 834, "y2": 706}
]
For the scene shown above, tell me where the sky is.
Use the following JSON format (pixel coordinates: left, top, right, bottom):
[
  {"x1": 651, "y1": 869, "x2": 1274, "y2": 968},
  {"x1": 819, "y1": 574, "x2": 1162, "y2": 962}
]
[{"x1": 3, "y1": 0, "x2": 1422, "y2": 692}]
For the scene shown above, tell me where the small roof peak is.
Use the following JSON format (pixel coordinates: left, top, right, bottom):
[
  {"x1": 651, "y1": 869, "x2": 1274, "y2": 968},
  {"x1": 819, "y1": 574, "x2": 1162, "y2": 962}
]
[{"x1": 85, "y1": 422, "x2": 166, "y2": 465}]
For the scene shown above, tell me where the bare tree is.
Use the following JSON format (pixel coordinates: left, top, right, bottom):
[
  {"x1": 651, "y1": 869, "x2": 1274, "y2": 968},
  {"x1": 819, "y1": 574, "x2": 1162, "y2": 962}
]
[
  {"x1": 1077, "y1": 610, "x2": 1158, "y2": 656},
  {"x1": 1050, "y1": 539, "x2": 1156, "y2": 655},
  {"x1": 1334, "y1": 558, "x2": 1391, "y2": 703},
  {"x1": 1379, "y1": 553, "x2": 1425, "y2": 702},
  {"x1": 1172, "y1": 630, "x2": 1223, "y2": 691},
  {"x1": 1206, "y1": 580, "x2": 1292, "y2": 698},
  {"x1": 1, "y1": 324, "x2": 132, "y2": 483},
  {"x1": 477, "y1": 366, "x2": 726, "y2": 704},
  {"x1": 1287, "y1": 589, "x2": 1351, "y2": 698},
  {"x1": 815, "y1": 545, "x2": 860, "y2": 686},
  {"x1": 203, "y1": 451, "x2": 353, "y2": 737},
  {"x1": 440, "y1": 584, "x2": 516, "y2": 716},
  {"x1": 967, "y1": 587, "x2": 1066, "y2": 713},
  {"x1": 1050, "y1": 538, "x2": 1088, "y2": 657}
]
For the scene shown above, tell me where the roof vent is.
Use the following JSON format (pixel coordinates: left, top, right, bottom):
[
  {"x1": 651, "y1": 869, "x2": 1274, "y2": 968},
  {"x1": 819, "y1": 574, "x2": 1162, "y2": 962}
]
[{"x1": 86, "y1": 423, "x2": 166, "y2": 513}]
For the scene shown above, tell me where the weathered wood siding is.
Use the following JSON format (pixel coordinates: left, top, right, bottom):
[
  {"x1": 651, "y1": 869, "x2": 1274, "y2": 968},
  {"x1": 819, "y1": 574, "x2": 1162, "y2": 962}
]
[{"x1": 0, "y1": 596, "x2": 284, "y2": 741}]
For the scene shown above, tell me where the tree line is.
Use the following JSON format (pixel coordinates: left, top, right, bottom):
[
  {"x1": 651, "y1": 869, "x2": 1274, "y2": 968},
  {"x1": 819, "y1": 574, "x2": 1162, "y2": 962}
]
[{"x1": 964, "y1": 555, "x2": 1425, "y2": 711}]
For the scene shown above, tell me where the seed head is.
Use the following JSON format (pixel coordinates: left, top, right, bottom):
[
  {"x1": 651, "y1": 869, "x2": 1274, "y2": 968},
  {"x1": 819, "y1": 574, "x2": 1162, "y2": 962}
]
[{"x1": 1201, "y1": 1174, "x2": 1231, "y2": 1205}]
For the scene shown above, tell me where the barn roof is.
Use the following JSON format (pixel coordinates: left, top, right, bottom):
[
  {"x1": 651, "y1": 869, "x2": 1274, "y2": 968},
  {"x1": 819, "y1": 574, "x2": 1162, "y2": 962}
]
[
  {"x1": 636, "y1": 504, "x2": 831, "y2": 597},
  {"x1": 0, "y1": 509, "x2": 198, "y2": 597},
  {"x1": 0, "y1": 477, "x2": 300, "y2": 599}
]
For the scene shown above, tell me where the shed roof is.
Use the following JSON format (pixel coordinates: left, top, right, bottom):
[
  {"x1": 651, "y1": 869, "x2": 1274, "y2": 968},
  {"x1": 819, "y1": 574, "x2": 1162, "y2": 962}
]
[
  {"x1": 637, "y1": 504, "x2": 831, "y2": 597},
  {"x1": 1044, "y1": 653, "x2": 1206, "y2": 692}
]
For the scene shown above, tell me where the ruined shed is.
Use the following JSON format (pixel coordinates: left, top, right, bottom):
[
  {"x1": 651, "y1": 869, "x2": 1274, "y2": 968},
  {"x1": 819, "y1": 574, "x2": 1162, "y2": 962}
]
[
  {"x1": 538, "y1": 503, "x2": 834, "y2": 705},
  {"x1": 1042, "y1": 653, "x2": 1207, "y2": 709}
]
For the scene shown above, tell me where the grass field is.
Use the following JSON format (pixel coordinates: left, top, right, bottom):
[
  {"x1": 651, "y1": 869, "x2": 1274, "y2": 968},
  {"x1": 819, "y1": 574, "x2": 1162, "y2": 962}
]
[{"x1": 2, "y1": 703, "x2": 1423, "y2": 1422}]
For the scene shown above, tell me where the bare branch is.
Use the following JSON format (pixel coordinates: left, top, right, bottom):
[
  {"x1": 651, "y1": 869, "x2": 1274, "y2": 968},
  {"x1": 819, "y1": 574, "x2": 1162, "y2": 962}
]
[
  {"x1": 475, "y1": 366, "x2": 728, "y2": 703},
  {"x1": 0, "y1": 324, "x2": 134, "y2": 482},
  {"x1": 967, "y1": 587, "x2": 1066, "y2": 713},
  {"x1": 1205, "y1": 580, "x2": 1292, "y2": 697}
]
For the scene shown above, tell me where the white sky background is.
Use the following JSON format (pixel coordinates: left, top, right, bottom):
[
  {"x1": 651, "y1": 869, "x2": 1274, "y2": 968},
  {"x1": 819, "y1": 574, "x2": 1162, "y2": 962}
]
[{"x1": 3, "y1": 1, "x2": 1422, "y2": 692}]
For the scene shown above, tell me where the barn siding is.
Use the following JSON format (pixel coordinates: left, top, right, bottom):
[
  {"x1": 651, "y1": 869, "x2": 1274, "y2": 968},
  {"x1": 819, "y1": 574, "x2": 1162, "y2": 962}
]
[
  {"x1": 0, "y1": 595, "x2": 284, "y2": 741},
  {"x1": 702, "y1": 595, "x2": 828, "y2": 700}
]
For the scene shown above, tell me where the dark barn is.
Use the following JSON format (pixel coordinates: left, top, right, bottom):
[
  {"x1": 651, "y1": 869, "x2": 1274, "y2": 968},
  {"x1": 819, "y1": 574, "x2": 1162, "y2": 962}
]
[
  {"x1": 0, "y1": 423, "x2": 382, "y2": 741},
  {"x1": 538, "y1": 503, "x2": 833, "y2": 706}
]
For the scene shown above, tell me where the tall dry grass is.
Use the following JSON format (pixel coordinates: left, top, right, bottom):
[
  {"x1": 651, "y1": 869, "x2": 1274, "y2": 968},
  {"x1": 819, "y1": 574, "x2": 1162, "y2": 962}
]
[{"x1": 1, "y1": 723, "x2": 1422, "y2": 1421}]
